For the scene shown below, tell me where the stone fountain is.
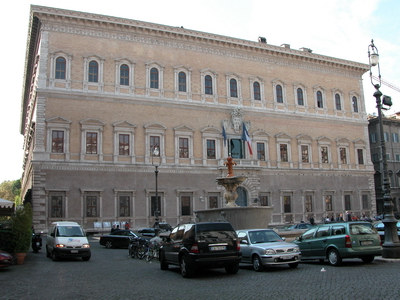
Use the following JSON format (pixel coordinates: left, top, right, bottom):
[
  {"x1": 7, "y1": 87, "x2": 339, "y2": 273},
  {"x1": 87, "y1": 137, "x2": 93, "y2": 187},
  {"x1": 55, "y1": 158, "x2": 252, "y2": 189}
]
[{"x1": 195, "y1": 157, "x2": 273, "y2": 230}]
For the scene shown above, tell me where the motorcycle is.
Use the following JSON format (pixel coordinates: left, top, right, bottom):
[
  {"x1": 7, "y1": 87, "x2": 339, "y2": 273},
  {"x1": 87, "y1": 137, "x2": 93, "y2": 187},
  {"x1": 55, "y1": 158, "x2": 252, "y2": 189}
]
[{"x1": 32, "y1": 232, "x2": 42, "y2": 253}]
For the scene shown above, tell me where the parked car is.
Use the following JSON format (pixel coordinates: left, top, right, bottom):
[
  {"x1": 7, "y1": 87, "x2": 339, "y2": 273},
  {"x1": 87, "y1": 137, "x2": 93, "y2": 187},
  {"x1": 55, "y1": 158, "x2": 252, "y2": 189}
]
[
  {"x1": 373, "y1": 221, "x2": 400, "y2": 242},
  {"x1": 46, "y1": 221, "x2": 91, "y2": 261},
  {"x1": 99, "y1": 230, "x2": 138, "y2": 249},
  {"x1": 236, "y1": 229, "x2": 301, "y2": 271},
  {"x1": 293, "y1": 222, "x2": 382, "y2": 266},
  {"x1": 286, "y1": 223, "x2": 314, "y2": 230},
  {"x1": 0, "y1": 250, "x2": 13, "y2": 268},
  {"x1": 159, "y1": 222, "x2": 242, "y2": 278}
]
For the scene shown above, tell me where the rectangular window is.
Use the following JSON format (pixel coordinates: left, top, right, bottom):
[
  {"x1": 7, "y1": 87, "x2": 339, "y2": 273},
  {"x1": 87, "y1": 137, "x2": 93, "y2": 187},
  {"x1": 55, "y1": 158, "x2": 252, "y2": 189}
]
[
  {"x1": 259, "y1": 195, "x2": 268, "y2": 206},
  {"x1": 119, "y1": 134, "x2": 130, "y2": 156},
  {"x1": 86, "y1": 195, "x2": 98, "y2": 217},
  {"x1": 209, "y1": 196, "x2": 218, "y2": 209},
  {"x1": 321, "y1": 146, "x2": 329, "y2": 163},
  {"x1": 229, "y1": 139, "x2": 244, "y2": 159},
  {"x1": 284, "y1": 196, "x2": 291, "y2": 213},
  {"x1": 396, "y1": 154, "x2": 400, "y2": 162},
  {"x1": 50, "y1": 195, "x2": 63, "y2": 218},
  {"x1": 119, "y1": 195, "x2": 130, "y2": 217},
  {"x1": 52, "y1": 130, "x2": 64, "y2": 153},
  {"x1": 280, "y1": 144, "x2": 288, "y2": 162},
  {"x1": 150, "y1": 136, "x2": 160, "y2": 156},
  {"x1": 344, "y1": 194, "x2": 351, "y2": 211},
  {"x1": 340, "y1": 147, "x2": 347, "y2": 164},
  {"x1": 181, "y1": 196, "x2": 191, "y2": 216},
  {"x1": 305, "y1": 195, "x2": 313, "y2": 212},
  {"x1": 357, "y1": 149, "x2": 364, "y2": 165},
  {"x1": 372, "y1": 153, "x2": 379, "y2": 162},
  {"x1": 384, "y1": 132, "x2": 389, "y2": 142},
  {"x1": 325, "y1": 195, "x2": 333, "y2": 211},
  {"x1": 301, "y1": 145, "x2": 309, "y2": 163},
  {"x1": 86, "y1": 132, "x2": 98, "y2": 154},
  {"x1": 370, "y1": 132, "x2": 377, "y2": 143},
  {"x1": 362, "y1": 195, "x2": 369, "y2": 210},
  {"x1": 151, "y1": 196, "x2": 161, "y2": 217},
  {"x1": 257, "y1": 143, "x2": 265, "y2": 161},
  {"x1": 179, "y1": 137, "x2": 189, "y2": 158},
  {"x1": 178, "y1": 72, "x2": 186, "y2": 92},
  {"x1": 393, "y1": 133, "x2": 399, "y2": 143},
  {"x1": 206, "y1": 139, "x2": 216, "y2": 159}
]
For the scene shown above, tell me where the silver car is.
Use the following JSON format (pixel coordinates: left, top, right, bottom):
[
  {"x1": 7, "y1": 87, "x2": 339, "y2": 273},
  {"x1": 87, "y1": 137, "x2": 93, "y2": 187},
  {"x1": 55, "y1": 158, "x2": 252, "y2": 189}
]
[{"x1": 237, "y1": 229, "x2": 301, "y2": 271}]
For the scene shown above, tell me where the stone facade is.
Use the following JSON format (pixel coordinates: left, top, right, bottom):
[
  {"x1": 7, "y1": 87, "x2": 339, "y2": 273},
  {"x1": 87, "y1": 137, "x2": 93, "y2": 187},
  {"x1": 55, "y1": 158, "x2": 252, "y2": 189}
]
[{"x1": 21, "y1": 5, "x2": 376, "y2": 232}]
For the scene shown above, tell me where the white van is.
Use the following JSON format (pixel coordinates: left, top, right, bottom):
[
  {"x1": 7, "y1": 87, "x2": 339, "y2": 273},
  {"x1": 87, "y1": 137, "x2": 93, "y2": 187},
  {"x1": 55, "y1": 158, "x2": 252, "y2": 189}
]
[{"x1": 46, "y1": 221, "x2": 91, "y2": 261}]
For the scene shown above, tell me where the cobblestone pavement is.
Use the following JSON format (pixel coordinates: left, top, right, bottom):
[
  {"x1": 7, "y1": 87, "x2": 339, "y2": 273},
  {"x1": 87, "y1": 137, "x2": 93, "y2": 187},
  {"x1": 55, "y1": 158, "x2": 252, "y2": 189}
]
[{"x1": 1, "y1": 236, "x2": 399, "y2": 300}]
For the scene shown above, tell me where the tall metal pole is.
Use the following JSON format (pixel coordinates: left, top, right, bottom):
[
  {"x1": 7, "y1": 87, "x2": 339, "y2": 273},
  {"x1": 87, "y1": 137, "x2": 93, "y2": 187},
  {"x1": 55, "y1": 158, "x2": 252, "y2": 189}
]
[
  {"x1": 154, "y1": 164, "x2": 159, "y2": 236},
  {"x1": 152, "y1": 146, "x2": 160, "y2": 236},
  {"x1": 369, "y1": 40, "x2": 400, "y2": 258}
]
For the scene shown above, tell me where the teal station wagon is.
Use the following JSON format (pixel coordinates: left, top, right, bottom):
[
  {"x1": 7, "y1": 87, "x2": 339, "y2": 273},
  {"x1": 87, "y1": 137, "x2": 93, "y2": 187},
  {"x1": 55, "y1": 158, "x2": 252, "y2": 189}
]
[{"x1": 293, "y1": 222, "x2": 382, "y2": 266}]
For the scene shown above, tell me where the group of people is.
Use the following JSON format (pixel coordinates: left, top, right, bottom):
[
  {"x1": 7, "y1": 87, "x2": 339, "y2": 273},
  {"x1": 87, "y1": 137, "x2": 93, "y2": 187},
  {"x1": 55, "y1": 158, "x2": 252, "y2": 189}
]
[
  {"x1": 312, "y1": 212, "x2": 375, "y2": 224},
  {"x1": 110, "y1": 222, "x2": 130, "y2": 233}
]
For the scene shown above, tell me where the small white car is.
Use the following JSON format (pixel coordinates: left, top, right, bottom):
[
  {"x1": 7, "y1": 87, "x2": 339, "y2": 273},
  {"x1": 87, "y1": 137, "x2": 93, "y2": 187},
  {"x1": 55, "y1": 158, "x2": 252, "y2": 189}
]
[
  {"x1": 237, "y1": 229, "x2": 301, "y2": 271},
  {"x1": 46, "y1": 221, "x2": 91, "y2": 261}
]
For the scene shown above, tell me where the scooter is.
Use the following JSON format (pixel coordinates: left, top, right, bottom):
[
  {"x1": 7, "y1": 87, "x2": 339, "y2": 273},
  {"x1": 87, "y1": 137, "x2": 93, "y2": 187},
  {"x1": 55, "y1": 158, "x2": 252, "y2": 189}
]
[{"x1": 32, "y1": 232, "x2": 42, "y2": 253}]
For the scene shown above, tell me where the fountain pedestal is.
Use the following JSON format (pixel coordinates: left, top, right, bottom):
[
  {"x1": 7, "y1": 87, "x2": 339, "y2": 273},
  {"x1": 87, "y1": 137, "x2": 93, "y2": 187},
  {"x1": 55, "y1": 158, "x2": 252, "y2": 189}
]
[{"x1": 194, "y1": 157, "x2": 272, "y2": 230}]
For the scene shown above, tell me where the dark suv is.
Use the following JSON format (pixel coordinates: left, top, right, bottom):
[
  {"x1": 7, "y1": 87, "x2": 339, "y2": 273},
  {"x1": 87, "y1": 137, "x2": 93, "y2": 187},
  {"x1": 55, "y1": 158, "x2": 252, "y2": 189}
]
[{"x1": 159, "y1": 222, "x2": 242, "y2": 278}]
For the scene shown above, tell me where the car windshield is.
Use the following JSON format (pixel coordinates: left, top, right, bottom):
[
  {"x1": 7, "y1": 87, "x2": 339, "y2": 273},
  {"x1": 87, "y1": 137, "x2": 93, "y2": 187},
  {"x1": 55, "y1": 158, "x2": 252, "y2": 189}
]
[
  {"x1": 248, "y1": 230, "x2": 283, "y2": 244},
  {"x1": 57, "y1": 226, "x2": 84, "y2": 237},
  {"x1": 349, "y1": 224, "x2": 376, "y2": 235}
]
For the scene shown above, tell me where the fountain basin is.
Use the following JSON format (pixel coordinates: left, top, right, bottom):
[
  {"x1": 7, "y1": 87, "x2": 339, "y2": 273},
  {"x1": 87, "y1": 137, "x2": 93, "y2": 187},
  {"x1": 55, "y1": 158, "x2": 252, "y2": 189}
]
[{"x1": 195, "y1": 206, "x2": 273, "y2": 230}]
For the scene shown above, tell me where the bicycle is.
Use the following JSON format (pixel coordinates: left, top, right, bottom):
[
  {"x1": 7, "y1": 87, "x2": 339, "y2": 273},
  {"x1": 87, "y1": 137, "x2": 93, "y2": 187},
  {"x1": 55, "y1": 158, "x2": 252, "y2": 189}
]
[
  {"x1": 145, "y1": 240, "x2": 160, "y2": 262},
  {"x1": 128, "y1": 236, "x2": 148, "y2": 259}
]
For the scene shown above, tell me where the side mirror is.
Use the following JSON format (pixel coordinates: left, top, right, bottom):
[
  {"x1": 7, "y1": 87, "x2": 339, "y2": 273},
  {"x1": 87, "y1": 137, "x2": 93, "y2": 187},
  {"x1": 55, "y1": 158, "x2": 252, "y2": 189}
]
[
  {"x1": 240, "y1": 239, "x2": 248, "y2": 244},
  {"x1": 281, "y1": 237, "x2": 286, "y2": 241},
  {"x1": 50, "y1": 232, "x2": 55, "y2": 237}
]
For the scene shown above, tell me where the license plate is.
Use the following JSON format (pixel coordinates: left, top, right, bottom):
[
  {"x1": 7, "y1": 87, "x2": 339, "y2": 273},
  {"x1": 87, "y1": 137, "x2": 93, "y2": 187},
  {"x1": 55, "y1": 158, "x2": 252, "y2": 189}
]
[
  {"x1": 361, "y1": 241, "x2": 373, "y2": 246},
  {"x1": 210, "y1": 246, "x2": 226, "y2": 251},
  {"x1": 71, "y1": 250, "x2": 78, "y2": 253},
  {"x1": 280, "y1": 256, "x2": 293, "y2": 260}
]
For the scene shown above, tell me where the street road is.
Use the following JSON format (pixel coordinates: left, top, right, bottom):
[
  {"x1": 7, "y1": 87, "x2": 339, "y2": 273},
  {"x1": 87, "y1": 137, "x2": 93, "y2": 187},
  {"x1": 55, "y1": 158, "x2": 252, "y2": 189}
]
[{"x1": 0, "y1": 236, "x2": 399, "y2": 300}]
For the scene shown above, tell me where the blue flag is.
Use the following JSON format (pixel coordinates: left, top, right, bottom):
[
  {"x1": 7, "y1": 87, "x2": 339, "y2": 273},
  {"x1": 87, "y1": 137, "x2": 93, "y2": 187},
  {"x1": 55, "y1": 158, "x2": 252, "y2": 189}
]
[{"x1": 222, "y1": 125, "x2": 227, "y2": 146}]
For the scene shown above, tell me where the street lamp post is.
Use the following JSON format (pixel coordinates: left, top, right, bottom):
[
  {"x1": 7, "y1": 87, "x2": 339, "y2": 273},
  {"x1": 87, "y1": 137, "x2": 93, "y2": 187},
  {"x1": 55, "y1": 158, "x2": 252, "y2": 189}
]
[
  {"x1": 368, "y1": 39, "x2": 400, "y2": 258},
  {"x1": 152, "y1": 146, "x2": 160, "y2": 236}
]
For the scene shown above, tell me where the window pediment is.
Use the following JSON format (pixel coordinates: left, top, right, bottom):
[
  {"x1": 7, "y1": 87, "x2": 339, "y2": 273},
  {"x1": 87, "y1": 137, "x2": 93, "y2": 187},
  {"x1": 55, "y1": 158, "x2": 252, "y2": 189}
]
[
  {"x1": 80, "y1": 118, "x2": 105, "y2": 126},
  {"x1": 46, "y1": 116, "x2": 71, "y2": 124}
]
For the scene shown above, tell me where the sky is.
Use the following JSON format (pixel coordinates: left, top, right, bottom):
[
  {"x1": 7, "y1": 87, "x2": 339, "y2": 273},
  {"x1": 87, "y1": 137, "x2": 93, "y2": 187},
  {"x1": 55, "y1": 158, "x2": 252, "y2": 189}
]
[{"x1": 0, "y1": 0, "x2": 399, "y2": 183}]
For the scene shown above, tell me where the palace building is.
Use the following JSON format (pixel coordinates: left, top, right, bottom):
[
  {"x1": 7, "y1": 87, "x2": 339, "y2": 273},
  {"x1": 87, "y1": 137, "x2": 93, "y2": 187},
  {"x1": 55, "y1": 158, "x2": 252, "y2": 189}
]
[{"x1": 21, "y1": 5, "x2": 375, "y2": 232}]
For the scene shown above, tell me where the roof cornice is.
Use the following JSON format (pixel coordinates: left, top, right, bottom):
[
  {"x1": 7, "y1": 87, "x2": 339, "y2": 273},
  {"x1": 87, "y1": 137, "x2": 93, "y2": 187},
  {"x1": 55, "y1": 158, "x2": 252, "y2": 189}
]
[{"x1": 31, "y1": 5, "x2": 369, "y2": 74}]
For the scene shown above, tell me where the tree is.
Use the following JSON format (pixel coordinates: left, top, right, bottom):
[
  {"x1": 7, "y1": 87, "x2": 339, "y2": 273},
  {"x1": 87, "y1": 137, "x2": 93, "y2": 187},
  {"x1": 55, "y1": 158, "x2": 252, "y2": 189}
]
[{"x1": 0, "y1": 179, "x2": 21, "y2": 202}]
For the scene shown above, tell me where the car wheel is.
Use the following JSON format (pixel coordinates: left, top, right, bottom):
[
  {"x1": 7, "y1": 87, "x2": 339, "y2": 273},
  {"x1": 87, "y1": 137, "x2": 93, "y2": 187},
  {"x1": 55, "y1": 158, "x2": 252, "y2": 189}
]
[
  {"x1": 328, "y1": 249, "x2": 342, "y2": 266},
  {"x1": 225, "y1": 263, "x2": 239, "y2": 274},
  {"x1": 82, "y1": 255, "x2": 91, "y2": 261},
  {"x1": 105, "y1": 240, "x2": 114, "y2": 249},
  {"x1": 180, "y1": 255, "x2": 194, "y2": 278},
  {"x1": 361, "y1": 255, "x2": 375, "y2": 263},
  {"x1": 160, "y1": 251, "x2": 169, "y2": 270},
  {"x1": 51, "y1": 251, "x2": 59, "y2": 261},
  {"x1": 46, "y1": 246, "x2": 51, "y2": 258},
  {"x1": 288, "y1": 262, "x2": 299, "y2": 268},
  {"x1": 252, "y1": 255, "x2": 263, "y2": 272}
]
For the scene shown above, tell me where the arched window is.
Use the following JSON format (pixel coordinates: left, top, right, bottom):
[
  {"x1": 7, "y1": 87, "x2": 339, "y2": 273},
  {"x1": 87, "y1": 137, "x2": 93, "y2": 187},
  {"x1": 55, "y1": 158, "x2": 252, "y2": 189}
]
[
  {"x1": 253, "y1": 82, "x2": 261, "y2": 100},
  {"x1": 55, "y1": 57, "x2": 66, "y2": 79},
  {"x1": 297, "y1": 88, "x2": 304, "y2": 105},
  {"x1": 276, "y1": 85, "x2": 283, "y2": 103},
  {"x1": 150, "y1": 68, "x2": 159, "y2": 89},
  {"x1": 178, "y1": 71, "x2": 186, "y2": 92},
  {"x1": 205, "y1": 75, "x2": 213, "y2": 95},
  {"x1": 352, "y1": 96, "x2": 359, "y2": 112},
  {"x1": 88, "y1": 60, "x2": 98, "y2": 83},
  {"x1": 335, "y1": 93, "x2": 341, "y2": 110},
  {"x1": 317, "y1": 91, "x2": 323, "y2": 108},
  {"x1": 120, "y1": 64, "x2": 129, "y2": 86},
  {"x1": 230, "y1": 79, "x2": 238, "y2": 97}
]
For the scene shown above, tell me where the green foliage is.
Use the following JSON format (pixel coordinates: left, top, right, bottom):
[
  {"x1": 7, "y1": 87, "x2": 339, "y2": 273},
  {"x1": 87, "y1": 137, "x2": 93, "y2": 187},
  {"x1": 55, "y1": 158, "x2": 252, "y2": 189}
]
[
  {"x1": 10, "y1": 203, "x2": 32, "y2": 253},
  {"x1": 0, "y1": 179, "x2": 21, "y2": 202}
]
